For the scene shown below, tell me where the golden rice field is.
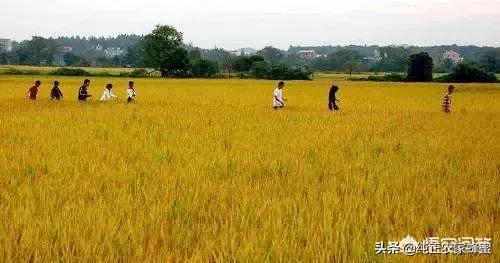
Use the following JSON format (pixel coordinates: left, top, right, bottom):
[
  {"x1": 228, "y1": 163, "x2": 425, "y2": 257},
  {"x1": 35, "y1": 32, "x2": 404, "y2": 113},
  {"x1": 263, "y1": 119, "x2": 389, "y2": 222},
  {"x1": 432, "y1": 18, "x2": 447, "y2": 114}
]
[{"x1": 0, "y1": 75, "x2": 498, "y2": 262}]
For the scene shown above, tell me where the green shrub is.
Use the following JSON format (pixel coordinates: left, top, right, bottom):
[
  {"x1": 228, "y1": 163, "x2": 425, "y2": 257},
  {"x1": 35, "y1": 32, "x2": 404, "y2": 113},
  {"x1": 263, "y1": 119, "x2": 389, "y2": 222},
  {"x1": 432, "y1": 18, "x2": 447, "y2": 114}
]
[
  {"x1": 435, "y1": 63, "x2": 498, "y2": 83},
  {"x1": 3, "y1": 68, "x2": 23, "y2": 75},
  {"x1": 251, "y1": 61, "x2": 270, "y2": 79},
  {"x1": 209, "y1": 73, "x2": 229, "y2": 79},
  {"x1": 347, "y1": 77, "x2": 368, "y2": 81},
  {"x1": 190, "y1": 59, "x2": 218, "y2": 78},
  {"x1": 118, "y1": 69, "x2": 150, "y2": 78},
  {"x1": 367, "y1": 73, "x2": 406, "y2": 82},
  {"x1": 49, "y1": 68, "x2": 90, "y2": 76},
  {"x1": 286, "y1": 67, "x2": 313, "y2": 80},
  {"x1": 250, "y1": 63, "x2": 312, "y2": 80},
  {"x1": 3, "y1": 68, "x2": 41, "y2": 75},
  {"x1": 128, "y1": 69, "x2": 150, "y2": 78}
]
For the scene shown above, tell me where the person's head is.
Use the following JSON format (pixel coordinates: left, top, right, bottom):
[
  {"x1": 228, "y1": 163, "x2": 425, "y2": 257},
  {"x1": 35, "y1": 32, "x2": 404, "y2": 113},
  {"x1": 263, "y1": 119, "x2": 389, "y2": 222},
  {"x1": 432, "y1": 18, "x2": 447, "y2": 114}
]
[
  {"x1": 83, "y1": 79, "x2": 91, "y2": 87},
  {"x1": 34, "y1": 80, "x2": 41, "y2": 87},
  {"x1": 448, "y1": 85, "x2": 455, "y2": 94},
  {"x1": 278, "y1": 81, "x2": 285, "y2": 89},
  {"x1": 54, "y1": 80, "x2": 59, "y2": 87},
  {"x1": 128, "y1": 81, "x2": 134, "y2": 88},
  {"x1": 331, "y1": 85, "x2": 339, "y2": 93},
  {"x1": 106, "y1": 83, "x2": 113, "y2": 90}
]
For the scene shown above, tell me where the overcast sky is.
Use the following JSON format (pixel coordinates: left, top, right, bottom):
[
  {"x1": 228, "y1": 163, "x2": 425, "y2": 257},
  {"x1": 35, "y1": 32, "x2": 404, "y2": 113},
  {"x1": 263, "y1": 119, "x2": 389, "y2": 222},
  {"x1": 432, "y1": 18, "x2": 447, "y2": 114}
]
[{"x1": 1, "y1": 0, "x2": 499, "y2": 49}]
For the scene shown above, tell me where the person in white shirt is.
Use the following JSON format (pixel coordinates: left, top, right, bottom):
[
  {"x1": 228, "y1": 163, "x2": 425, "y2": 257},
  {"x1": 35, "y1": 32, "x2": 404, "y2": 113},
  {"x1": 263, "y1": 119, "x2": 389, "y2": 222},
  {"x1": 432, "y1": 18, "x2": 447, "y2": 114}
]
[
  {"x1": 100, "y1": 84, "x2": 118, "y2": 101},
  {"x1": 127, "y1": 81, "x2": 136, "y2": 103},
  {"x1": 272, "y1": 81, "x2": 287, "y2": 110}
]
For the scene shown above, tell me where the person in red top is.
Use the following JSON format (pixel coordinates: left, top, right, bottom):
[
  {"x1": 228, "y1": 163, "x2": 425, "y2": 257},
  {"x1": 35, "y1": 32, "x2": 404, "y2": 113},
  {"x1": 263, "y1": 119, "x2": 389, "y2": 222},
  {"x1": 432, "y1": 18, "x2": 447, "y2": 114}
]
[
  {"x1": 27, "y1": 80, "x2": 42, "y2": 100},
  {"x1": 442, "y1": 85, "x2": 455, "y2": 113}
]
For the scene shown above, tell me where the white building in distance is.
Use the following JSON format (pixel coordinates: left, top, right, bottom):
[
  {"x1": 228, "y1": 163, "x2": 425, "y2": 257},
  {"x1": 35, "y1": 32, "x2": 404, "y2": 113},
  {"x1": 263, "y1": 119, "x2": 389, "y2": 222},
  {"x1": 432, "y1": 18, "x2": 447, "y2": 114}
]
[
  {"x1": 228, "y1": 48, "x2": 259, "y2": 56},
  {"x1": 0, "y1": 38, "x2": 12, "y2": 52},
  {"x1": 105, "y1": 47, "x2": 124, "y2": 57},
  {"x1": 239, "y1": 48, "x2": 258, "y2": 56},
  {"x1": 443, "y1": 50, "x2": 463, "y2": 63},
  {"x1": 298, "y1": 50, "x2": 317, "y2": 59}
]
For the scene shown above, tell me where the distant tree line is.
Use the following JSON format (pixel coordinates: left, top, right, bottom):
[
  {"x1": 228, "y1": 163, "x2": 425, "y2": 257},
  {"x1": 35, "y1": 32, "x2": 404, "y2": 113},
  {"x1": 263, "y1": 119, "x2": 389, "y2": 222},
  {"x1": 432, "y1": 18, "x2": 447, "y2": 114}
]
[
  {"x1": 0, "y1": 26, "x2": 498, "y2": 79},
  {"x1": 351, "y1": 52, "x2": 497, "y2": 83},
  {"x1": 289, "y1": 44, "x2": 500, "y2": 73}
]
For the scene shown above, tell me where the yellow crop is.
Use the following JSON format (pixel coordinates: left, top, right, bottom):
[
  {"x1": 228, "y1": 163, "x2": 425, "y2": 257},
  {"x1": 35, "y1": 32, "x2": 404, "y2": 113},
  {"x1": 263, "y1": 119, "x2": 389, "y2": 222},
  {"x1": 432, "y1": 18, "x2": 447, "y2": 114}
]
[{"x1": 0, "y1": 75, "x2": 498, "y2": 262}]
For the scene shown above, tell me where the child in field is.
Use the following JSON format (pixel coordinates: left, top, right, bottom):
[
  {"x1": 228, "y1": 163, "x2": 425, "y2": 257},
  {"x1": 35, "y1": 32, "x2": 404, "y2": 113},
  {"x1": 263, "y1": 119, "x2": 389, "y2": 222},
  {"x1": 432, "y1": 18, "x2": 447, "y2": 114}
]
[
  {"x1": 100, "y1": 84, "x2": 118, "y2": 101},
  {"x1": 273, "y1": 81, "x2": 287, "y2": 110},
  {"x1": 127, "y1": 81, "x2": 136, "y2": 103},
  {"x1": 27, "y1": 80, "x2": 41, "y2": 100},
  {"x1": 50, "y1": 80, "x2": 63, "y2": 100},
  {"x1": 442, "y1": 85, "x2": 455, "y2": 113},
  {"x1": 78, "y1": 79, "x2": 92, "y2": 101},
  {"x1": 328, "y1": 85, "x2": 340, "y2": 111}
]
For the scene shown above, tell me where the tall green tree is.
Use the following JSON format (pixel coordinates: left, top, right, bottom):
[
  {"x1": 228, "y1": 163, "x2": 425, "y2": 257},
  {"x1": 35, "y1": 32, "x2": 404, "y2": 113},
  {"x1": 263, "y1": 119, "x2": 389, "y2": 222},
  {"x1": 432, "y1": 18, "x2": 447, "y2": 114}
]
[
  {"x1": 407, "y1": 52, "x2": 433, "y2": 82},
  {"x1": 190, "y1": 59, "x2": 218, "y2": 78},
  {"x1": 123, "y1": 45, "x2": 140, "y2": 67},
  {"x1": 481, "y1": 50, "x2": 500, "y2": 73},
  {"x1": 310, "y1": 49, "x2": 362, "y2": 72},
  {"x1": 0, "y1": 51, "x2": 7, "y2": 64},
  {"x1": 436, "y1": 58, "x2": 455, "y2": 73},
  {"x1": 375, "y1": 46, "x2": 411, "y2": 72},
  {"x1": 14, "y1": 36, "x2": 56, "y2": 65},
  {"x1": 233, "y1": 55, "x2": 265, "y2": 72},
  {"x1": 63, "y1": 52, "x2": 79, "y2": 66},
  {"x1": 258, "y1": 46, "x2": 284, "y2": 65},
  {"x1": 216, "y1": 49, "x2": 236, "y2": 78},
  {"x1": 140, "y1": 25, "x2": 188, "y2": 77}
]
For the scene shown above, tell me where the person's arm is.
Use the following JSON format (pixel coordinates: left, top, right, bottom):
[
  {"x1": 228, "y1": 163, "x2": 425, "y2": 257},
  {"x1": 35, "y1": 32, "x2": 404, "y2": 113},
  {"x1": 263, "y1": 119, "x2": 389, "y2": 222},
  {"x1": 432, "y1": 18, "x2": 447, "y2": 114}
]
[{"x1": 111, "y1": 91, "x2": 118, "y2": 98}]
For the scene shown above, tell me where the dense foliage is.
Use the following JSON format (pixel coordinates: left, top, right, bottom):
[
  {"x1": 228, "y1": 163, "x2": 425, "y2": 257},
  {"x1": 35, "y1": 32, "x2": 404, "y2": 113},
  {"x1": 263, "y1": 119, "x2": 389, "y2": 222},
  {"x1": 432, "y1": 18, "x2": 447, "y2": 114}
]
[
  {"x1": 49, "y1": 68, "x2": 90, "y2": 76},
  {"x1": 406, "y1": 53, "x2": 433, "y2": 82},
  {"x1": 0, "y1": 28, "x2": 498, "y2": 80},
  {"x1": 435, "y1": 63, "x2": 498, "y2": 83},
  {"x1": 365, "y1": 73, "x2": 406, "y2": 82}
]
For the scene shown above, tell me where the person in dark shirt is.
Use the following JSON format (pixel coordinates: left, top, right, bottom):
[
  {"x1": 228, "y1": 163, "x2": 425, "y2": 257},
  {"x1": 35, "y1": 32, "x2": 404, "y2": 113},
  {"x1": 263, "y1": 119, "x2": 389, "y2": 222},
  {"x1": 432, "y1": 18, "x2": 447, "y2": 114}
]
[
  {"x1": 328, "y1": 85, "x2": 340, "y2": 111},
  {"x1": 50, "y1": 80, "x2": 63, "y2": 100},
  {"x1": 27, "y1": 80, "x2": 41, "y2": 100},
  {"x1": 78, "y1": 79, "x2": 92, "y2": 101}
]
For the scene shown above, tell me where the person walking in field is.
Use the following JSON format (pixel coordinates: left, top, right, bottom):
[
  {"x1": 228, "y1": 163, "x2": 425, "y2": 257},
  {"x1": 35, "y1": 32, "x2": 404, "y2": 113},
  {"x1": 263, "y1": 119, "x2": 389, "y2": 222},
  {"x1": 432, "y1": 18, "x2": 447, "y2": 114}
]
[
  {"x1": 78, "y1": 79, "x2": 92, "y2": 101},
  {"x1": 328, "y1": 85, "x2": 340, "y2": 111},
  {"x1": 273, "y1": 81, "x2": 287, "y2": 110},
  {"x1": 127, "y1": 81, "x2": 136, "y2": 103},
  {"x1": 27, "y1": 80, "x2": 41, "y2": 100},
  {"x1": 442, "y1": 85, "x2": 455, "y2": 113},
  {"x1": 50, "y1": 80, "x2": 63, "y2": 100},
  {"x1": 100, "y1": 83, "x2": 118, "y2": 102}
]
